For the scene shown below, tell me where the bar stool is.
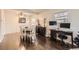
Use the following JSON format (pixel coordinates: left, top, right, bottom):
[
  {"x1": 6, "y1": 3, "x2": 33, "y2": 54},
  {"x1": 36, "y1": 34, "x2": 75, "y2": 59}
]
[
  {"x1": 58, "y1": 32, "x2": 68, "y2": 48},
  {"x1": 26, "y1": 30, "x2": 32, "y2": 44}
]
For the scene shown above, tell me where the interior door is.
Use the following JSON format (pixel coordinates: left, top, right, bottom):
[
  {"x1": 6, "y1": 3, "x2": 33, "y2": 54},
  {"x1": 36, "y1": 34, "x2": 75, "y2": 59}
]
[
  {"x1": 0, "y1": 10, "x2": 1, "y2": 37},
  {"x1": 0, "y1": 10, "x2": 1, "y2": 40}
]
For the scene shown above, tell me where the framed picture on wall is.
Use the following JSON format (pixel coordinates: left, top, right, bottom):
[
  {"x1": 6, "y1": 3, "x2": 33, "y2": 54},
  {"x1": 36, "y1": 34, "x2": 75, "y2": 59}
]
[{"x1": 19, "y1": 17, "x2": 26, "y2": 23}]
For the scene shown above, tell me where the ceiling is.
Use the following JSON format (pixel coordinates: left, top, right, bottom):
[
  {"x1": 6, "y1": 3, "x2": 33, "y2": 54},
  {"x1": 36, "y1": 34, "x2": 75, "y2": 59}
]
[
  {"x1": 27, "y1": 9, "x2": 49, "y2": 13},
  {"x1": 15, "y1": 9, "x2": 65, "y2": 15},
  {"x1": 16, "y1": 9, "x2": 52, "y2": 14}
]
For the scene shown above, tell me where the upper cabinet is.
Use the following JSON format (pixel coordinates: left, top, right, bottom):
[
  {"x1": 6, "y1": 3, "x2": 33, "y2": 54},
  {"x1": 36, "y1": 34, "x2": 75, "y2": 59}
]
[{"x1": 54, "y1": 10, "x2": 70, "y2": 23}]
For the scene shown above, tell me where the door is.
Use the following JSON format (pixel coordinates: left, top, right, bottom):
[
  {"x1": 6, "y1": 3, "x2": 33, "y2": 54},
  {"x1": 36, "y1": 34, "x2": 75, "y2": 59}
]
[{"x1": 0, "y1": 10, "x2": 1, "y2": 37}]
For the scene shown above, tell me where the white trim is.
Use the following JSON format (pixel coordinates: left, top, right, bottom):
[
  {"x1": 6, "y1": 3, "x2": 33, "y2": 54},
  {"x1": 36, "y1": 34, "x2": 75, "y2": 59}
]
[
  {"x1": 0, "y1": 35, "x2": 4, "y2": 42},
  {"x1": 0, "y1": 10, "x2": 5, "y2": 43}
]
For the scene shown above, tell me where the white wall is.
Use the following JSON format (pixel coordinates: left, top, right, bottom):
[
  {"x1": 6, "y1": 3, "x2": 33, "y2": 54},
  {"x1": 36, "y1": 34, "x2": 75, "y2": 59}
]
[
  {"x1": 3, "y1": 10, "x2": 36, "y2": 34},
  {"x1": 4, "y1": 10, "x2": 19, "y2": 34},
  {"x1": 70, "y1": 10, "x2": 79, "y2": 32}
]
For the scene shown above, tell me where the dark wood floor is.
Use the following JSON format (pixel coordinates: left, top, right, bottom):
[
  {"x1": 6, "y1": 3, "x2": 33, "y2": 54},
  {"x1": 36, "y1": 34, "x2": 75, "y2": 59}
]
[
  {"x1": 20, "y1": 35, "x2": 72, "y2": 50},
  {"x1": 0, "y1": 33, "x2": 76, "y2": 50}
]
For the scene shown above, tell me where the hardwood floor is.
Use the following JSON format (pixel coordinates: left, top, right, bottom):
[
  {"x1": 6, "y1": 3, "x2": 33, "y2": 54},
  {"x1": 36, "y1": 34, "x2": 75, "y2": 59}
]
[
  {"x1": 0, "y1": 33, "x2": 72, "y2": 50},
  {"x1": 0, "y1": 33, "x2": 20, "y2": 50},
  {"x1": 20, "y1": 36, "x2": 58, "y2": 50}
]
